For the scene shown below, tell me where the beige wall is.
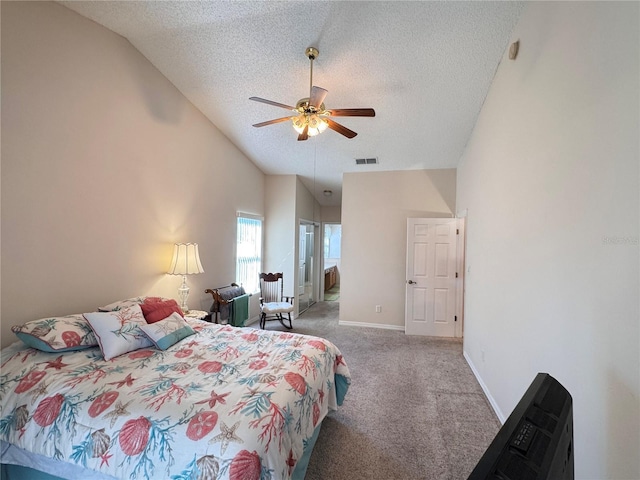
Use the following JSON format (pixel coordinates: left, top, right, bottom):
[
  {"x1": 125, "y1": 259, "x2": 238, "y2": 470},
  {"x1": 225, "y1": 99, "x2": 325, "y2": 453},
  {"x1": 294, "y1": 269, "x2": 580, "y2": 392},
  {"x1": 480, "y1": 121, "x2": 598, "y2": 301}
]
[
  {"x1": 264, "y1": 175, "x2": 321, "y2": 314},
  {"x1": 295, "y1": 176, "x2": 321, "y2": 225},
  {"x1": 295, "y1": 176, "x2": 322, "y2": 309},
  {"x1": 457, "y1": 2, "x2": 639, "y2": 478},
  {"x1": 340, "y1": 169, "x2": 456, "y2": 328},
  {"x1": 0, "y1": 1, "x2": 265, "y2": 347},
  {"x1": 321, "y1": 206, "x2": 341, "y2": 223},
  {"x1": 264, "y1": 175, "x2": 296, "y2": 298}
]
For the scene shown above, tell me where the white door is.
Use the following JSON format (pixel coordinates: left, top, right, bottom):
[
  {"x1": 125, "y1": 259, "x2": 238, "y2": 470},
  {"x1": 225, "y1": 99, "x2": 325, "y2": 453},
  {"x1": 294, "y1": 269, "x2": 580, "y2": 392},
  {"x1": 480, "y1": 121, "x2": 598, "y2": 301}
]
[{"x1": 405, "y1": 218, "x2": 458, "y2": 336}]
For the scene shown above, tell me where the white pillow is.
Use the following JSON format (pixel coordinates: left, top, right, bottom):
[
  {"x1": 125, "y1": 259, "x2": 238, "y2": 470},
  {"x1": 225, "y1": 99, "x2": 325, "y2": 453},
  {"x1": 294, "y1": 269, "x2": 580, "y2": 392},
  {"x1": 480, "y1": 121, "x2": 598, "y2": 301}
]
[
  {"x1": 98, "y1": 296, "x2": 147, "y2": 312},
  {"x1": 140, "y1": 312, "x2": 195, "y2": 350},
  {"x1": 84, "y1": 304, "x2": 153, "y2": 360}
]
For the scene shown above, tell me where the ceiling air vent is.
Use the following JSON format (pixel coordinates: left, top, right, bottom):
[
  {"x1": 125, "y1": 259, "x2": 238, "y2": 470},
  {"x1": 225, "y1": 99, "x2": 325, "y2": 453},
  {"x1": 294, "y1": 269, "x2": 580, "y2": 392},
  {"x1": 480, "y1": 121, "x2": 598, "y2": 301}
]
[{"x1": 355, "y1": 157, "x2": 378, "y2": 165}]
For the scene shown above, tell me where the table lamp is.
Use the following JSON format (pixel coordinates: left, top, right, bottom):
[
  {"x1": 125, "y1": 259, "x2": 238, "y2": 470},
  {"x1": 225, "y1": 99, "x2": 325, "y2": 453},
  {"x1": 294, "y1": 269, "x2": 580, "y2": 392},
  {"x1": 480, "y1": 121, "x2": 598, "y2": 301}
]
[{"x1": 168, "y1": 243, "x2": 204, "y2": 313}]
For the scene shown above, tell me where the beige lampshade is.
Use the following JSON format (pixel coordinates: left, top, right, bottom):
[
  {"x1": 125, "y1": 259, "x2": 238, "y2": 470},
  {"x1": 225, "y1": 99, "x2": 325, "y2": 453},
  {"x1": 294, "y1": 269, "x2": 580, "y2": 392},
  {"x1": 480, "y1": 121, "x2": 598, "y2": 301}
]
[{"x1": 168, "y1": 243, "x2": 204, "y2": 275}]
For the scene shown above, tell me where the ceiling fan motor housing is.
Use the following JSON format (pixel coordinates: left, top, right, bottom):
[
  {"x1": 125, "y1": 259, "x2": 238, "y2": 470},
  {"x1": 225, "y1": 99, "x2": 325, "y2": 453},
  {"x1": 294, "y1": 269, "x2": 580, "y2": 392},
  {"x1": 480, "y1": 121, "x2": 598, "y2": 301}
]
[{"x1": 296, "y1": 98, "x2": 325, "y2": 114}]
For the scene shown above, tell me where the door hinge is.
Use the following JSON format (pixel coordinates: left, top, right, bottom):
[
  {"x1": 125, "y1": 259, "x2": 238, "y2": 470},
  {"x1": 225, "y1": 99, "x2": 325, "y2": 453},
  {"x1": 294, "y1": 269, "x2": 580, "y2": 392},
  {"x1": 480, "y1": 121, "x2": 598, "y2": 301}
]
[
  {"x1": 456, "y1": 228, "x2": 459, "y2": 235},
  {"x1": 454, "y1": 315, "x2": 458, "y2": 322},
  {"x1": 455, "y1": 272, "x2": 458, "y2": 278}
]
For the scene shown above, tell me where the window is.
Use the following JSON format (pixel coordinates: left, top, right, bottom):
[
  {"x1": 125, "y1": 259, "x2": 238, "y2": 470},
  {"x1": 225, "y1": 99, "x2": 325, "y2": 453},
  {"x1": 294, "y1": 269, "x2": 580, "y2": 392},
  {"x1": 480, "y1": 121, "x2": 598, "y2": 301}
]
[{"x1": 236, "y1": 214, "x2": 262, "y2": 294}]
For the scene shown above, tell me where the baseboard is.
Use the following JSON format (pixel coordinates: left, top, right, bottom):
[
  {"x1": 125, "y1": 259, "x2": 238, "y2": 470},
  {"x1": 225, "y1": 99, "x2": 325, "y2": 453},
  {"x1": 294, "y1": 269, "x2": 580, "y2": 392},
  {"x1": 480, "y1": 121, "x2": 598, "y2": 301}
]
[
  {"x1": 463, "y1": 350, "x2": 506, "y2": 424},
  {"x1": 338, "y1": 320, "x2": 405, "y2": 331}
]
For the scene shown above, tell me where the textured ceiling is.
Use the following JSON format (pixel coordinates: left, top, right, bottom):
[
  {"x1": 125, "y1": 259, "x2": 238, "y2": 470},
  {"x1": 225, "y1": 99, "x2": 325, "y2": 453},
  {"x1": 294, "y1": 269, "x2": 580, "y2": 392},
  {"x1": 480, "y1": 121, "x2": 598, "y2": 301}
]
[{"x1": 60, "y1": 1, "x2": 523, "y2": 206}]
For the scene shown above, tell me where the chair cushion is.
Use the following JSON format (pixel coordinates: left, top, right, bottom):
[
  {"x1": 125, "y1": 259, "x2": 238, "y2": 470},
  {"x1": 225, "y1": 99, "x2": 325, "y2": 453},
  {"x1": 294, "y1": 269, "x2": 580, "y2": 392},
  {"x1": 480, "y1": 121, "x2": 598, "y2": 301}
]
[{"x1": 261, "y1": 302, "x2": 294, "y2": 314}]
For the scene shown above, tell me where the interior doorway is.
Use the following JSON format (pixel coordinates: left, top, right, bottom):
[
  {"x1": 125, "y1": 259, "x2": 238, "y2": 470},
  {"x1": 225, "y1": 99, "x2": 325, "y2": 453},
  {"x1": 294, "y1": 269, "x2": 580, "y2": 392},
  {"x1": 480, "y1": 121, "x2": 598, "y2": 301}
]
[{"x1": 323, "y1": 223, "x2": 341, "y2": 302}]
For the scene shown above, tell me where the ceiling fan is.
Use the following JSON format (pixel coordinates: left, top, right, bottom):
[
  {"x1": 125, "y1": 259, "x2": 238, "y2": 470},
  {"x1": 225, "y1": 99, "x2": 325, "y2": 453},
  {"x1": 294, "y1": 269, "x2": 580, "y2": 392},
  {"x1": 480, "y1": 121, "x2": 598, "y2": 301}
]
[{"x1": 250, "y1": 47, "x2": 375, "y2": 141}]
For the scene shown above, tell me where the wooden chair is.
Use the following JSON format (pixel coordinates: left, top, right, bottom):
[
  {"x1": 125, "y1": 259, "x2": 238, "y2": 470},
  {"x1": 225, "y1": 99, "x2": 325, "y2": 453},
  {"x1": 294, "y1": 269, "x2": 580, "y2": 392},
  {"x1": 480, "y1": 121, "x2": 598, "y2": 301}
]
[{"x1": 258, "y1": 272, "x2": 294, "y2": 329}]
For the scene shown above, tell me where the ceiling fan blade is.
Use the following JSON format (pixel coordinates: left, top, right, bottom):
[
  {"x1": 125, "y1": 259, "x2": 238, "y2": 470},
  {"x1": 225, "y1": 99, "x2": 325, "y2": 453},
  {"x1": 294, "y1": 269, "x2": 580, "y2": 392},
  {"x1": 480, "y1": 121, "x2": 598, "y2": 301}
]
[
  {"x1": 249, "y1": 97, "x2": 296, "y2": 111},
  {"x1": 327, "y1": 108, "x2": 376, "y2": 117},
  {"x1": 252, "y1": 117, "x2": 293, "y2": 128},
  {"x1": 325, "y1": 118, "x2": 357, "y2": 139},
  {"x1": 309, "y1": 86, "x2": 328, "y2": 109},
  {"x1": 298, "y1": 125, "x2": 309, "y2": 141}
]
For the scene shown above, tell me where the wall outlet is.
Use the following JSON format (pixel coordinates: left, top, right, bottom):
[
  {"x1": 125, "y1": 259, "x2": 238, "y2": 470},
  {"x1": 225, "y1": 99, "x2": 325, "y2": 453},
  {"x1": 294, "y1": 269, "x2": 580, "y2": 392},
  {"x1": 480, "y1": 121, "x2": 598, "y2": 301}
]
[{"x1": 375, "y1": 305, "x2": 381, "y2": 313}]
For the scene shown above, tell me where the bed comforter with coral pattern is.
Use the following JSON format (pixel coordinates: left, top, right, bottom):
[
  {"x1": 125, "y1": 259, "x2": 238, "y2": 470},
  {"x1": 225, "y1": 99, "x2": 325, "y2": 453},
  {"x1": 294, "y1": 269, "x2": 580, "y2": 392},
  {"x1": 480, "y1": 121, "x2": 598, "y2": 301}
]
[{"x1": 0, "y1": 319, "x2": 350, "y2": 480}]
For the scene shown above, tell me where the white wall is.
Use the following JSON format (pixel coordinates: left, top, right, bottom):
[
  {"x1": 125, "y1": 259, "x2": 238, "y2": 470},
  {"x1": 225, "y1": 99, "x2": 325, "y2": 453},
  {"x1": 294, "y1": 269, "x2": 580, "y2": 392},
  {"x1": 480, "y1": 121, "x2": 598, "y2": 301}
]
[
  {"x1": 456, "y1": 2, "x2": 639, "y2": 479},
  {"x1": 341, "y1": 169, "x2": 456, "y2": 328},
  {"x1": 0, "y1": 1, "x2": 265, "y2": 346}
]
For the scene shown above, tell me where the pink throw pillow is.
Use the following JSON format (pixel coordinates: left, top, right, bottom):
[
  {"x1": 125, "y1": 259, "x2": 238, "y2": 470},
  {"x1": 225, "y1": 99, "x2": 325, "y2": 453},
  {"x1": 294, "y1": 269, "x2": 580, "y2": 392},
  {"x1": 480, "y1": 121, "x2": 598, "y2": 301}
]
[{"x1": 140, "y1": 297, "x2": 183, "y2": 324}]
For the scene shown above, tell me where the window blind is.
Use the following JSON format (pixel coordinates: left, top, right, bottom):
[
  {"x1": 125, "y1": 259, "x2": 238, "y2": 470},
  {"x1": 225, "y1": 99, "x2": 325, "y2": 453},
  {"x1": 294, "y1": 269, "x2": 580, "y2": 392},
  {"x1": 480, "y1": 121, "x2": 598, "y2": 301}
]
[{"x1": 236, "y1": 216, "x2": 262, "y2": 294}]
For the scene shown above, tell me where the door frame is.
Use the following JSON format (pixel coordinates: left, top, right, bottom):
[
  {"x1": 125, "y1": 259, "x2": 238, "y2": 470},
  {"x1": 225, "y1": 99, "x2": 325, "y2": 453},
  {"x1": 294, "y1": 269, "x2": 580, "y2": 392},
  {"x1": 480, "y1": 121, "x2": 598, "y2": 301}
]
[
  {"x1": 455, "y1": 213, "x2": 467, "y2": 338},
  {"x1": 297, "y1": 219, "x2": 320, "y2": 314}
]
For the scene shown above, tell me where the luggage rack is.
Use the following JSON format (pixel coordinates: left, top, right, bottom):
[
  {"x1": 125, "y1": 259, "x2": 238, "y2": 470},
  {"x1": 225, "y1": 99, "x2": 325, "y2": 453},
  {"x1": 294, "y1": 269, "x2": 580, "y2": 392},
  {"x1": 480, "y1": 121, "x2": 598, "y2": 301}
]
[{"x1": 205, "y1": 283, "x2": 250, "y2": 325}]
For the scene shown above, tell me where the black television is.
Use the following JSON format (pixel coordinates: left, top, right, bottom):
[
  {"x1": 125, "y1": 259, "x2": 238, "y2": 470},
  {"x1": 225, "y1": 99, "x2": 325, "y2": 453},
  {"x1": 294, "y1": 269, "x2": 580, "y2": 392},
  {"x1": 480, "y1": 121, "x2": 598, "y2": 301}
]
[{"x1": 468, "y1": 373, "x2": 574, "y2": 480}]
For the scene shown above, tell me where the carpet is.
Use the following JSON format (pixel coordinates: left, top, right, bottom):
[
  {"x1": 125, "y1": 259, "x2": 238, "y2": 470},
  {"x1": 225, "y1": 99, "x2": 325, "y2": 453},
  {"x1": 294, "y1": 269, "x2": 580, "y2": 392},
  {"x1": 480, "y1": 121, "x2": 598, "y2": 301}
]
[{"x1": 257, "y1": 301, "x2": 501, "y2": 480}]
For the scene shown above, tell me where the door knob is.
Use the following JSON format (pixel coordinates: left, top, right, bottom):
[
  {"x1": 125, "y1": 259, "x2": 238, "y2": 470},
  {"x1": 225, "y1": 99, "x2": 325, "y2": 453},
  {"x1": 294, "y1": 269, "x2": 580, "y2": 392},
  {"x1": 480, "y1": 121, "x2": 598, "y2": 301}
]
[{"x1": 407, "y1": 280, "x2": 416, "y2": 284}]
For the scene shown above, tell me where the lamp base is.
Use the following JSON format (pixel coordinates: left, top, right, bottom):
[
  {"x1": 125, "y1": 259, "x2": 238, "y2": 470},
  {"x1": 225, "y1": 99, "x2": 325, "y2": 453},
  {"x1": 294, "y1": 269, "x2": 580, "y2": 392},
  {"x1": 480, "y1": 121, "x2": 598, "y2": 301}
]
[{"x1": 177, "y1": 275, "x2": 190, "y2": 314}]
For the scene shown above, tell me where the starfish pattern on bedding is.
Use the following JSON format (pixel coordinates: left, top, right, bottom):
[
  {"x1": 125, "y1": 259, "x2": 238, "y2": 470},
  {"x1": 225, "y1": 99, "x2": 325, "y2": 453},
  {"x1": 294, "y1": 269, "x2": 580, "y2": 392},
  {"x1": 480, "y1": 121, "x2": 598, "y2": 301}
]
[
  {"x1": 270, "y1": 363, "x2": 286, "y2": 374},
  {"x1": 189, "y1": 352, "x2": 206, "y2": 362},
  {"x1": 195, "y1": 390, "x2": 229, "y2": 408},
  {"x1": 209, "y1": 421, "x2": 243, "y2": 454},
  {"x1": 42, "y1": 355, "x2": 69, "y2": 370},
  {"x1": 28, "y1": 382, "x2": 49, "y2": 403},
  {"x1": 103, "y1": 400, "x2": 133, "y2": 428},
  {"x1": 107, "y1": 373, "x2": 135, "y2": 388},
  {"x1": 154, "y1": 317, "x2": 183, "y2": 335},
  {"x1": 100, "y1": 451, "x2": 113, "y2": 467}
]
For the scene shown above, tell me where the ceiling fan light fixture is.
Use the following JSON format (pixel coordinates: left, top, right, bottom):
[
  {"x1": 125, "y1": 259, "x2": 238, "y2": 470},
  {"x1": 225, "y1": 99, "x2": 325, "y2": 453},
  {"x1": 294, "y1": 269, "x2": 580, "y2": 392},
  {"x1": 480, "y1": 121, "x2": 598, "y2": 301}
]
[
  {"x1": 308, "y1": 114, "x2": 328, "y2": 136},
  {"x1": 292, "y1": 114, "x2": 307, "y2": 134},
  {"x1": 291, "y1": 113, "x2": 328, "y2": 137}
]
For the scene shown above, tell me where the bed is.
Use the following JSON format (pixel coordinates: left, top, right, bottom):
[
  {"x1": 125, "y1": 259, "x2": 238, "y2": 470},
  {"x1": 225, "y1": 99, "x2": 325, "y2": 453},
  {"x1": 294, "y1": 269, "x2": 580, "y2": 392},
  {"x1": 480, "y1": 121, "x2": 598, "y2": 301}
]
[{"x1": 0, "y1": 300, "x2": 350, "y2": 480}]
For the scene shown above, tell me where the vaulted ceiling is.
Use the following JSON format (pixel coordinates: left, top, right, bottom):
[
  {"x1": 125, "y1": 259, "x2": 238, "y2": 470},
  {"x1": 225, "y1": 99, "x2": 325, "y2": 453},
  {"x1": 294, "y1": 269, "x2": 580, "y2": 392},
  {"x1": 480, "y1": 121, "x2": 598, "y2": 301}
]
[{"x1": 60, "y1": 1, "x2": 523, "y2": 206}]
